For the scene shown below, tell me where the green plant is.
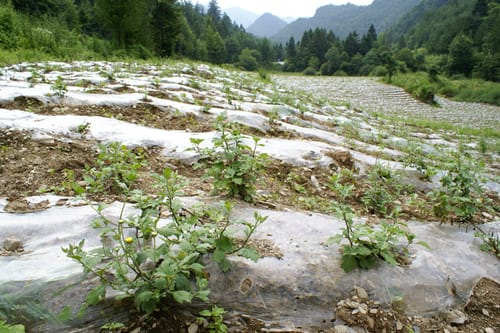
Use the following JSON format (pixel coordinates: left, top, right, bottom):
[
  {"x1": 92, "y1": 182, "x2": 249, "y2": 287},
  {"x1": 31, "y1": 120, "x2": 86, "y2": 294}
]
[
  {"x1": 198, "y1": 306, "x2": 228, "y2": 333},
  {"x1": 361, "y1": 163, "x2": 405, "y2": 217},
  {"x1": 63, "y1": 167, "x2": 266, "y2": 318},
  {"x1": 80, "y1": 142, "x2": 146, "y2": 195},
  {"x1": 474, "y1": 228, "x2": 500, "y2": 258},
  {"x1": 101, "y1": 322, "x2": 125, "y2": 332},
  {"x1": 0, "y1": 321, "x2": 24, "y2": 333},
  {"x1": 429, "y1": 152, "x2": 485, "y2": 223},
  {"x1": 328, "y1": 171, "x2": 425, "y2": 272},
  {"x1": 401, "y1": 142, "x2": 437, "y2": 180},
  {"x1": 190, "y1": 113, "x2": 268, "y2": 202},
  {"x1": 50, "y1": 75, "x2": 67, "y2": 98},
  {"x1": 75, "y1": 122, "x2": 90, "y2": 135}
]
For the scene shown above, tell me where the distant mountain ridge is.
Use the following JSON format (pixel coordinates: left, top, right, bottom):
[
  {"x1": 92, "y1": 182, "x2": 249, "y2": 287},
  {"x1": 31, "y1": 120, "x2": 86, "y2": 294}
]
[
  {"x1": 271, "y1": 0, "x2": 420, "y2": 43},
  {"x1": 247, "y1": 13, "x2": 288, "y2": 38},
  {"x1": 224, "y1": 6, "x2": 259, "y2": 28}
]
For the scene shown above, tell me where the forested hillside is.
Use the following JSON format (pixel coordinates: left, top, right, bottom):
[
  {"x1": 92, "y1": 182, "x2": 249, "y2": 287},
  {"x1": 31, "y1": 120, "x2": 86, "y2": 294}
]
[
  {"x1": 271, "y1": 0, "x2": 420, "y2": 43},
  {"x1": 0, "y1": 0, "x2": 283, "y2": 70}
]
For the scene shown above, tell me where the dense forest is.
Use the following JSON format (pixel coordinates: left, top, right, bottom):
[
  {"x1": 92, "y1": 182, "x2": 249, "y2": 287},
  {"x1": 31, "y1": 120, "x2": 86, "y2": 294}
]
[{"x1": 0, "y1": 0, "x2": 499, "y2": 85}]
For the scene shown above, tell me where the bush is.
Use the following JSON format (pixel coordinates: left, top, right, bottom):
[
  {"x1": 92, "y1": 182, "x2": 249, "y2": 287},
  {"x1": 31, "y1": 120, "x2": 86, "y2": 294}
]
[
  {"x1": 302, "y1": 66, "x2": 317, "y2": 76},
  {"x1": 369, "y1": 65, "x2": 388, "y2": 77},
  {"x1": 415, "y1": 84, "x2": 435, "y2": 104}
]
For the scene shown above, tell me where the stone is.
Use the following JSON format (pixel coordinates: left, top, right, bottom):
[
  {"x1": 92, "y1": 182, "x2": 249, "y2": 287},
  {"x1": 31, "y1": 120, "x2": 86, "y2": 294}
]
[
  {"x1": 3, "y1": 237, "x2": 22, "y2": 251},
  {"x1": 484, "y1": 328, "x2": 494, "y2": 333},
  {"x1": 446, "y1": 309, "x2": 467, "y2": 325},
  {"x1": 354, "y1": 287, "x2": 368, "y2": 300},
  {"x1": 366, "y1": 316, "x2": 375, "y2": 329},
  {"x1": 358, "y1": 303, "x2": 368, "y2": 315},
  {"x1": 187, "y1": 323, "x2": 199, "y2": 333}
]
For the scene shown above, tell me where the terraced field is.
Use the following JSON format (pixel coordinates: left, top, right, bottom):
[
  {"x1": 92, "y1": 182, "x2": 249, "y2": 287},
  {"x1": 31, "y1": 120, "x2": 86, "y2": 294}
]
[{"x1": 275, "y1": 76, "x2": 500, "y2": 130}]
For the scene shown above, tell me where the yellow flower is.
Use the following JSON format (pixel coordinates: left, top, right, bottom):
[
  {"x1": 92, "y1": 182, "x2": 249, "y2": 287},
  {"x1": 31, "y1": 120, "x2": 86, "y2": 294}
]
[{"x1": 124, "y1": 237, "x2": 134, "y2": 244}]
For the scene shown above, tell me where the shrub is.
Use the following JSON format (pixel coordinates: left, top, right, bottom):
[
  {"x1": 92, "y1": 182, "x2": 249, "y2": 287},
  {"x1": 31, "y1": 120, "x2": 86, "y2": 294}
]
[{"x1": 302, "y1": 67, "x2": 317, "y2": 76}]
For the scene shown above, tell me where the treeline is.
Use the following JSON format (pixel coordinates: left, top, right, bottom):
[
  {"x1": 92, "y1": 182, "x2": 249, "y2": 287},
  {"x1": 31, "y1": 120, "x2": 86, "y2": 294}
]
[
  {"x1": 284, "y1": 0, "x2": 500, "y2": 82},
  {"x1": 0, "y1": 0, "x2": 282, "y2": 69}
]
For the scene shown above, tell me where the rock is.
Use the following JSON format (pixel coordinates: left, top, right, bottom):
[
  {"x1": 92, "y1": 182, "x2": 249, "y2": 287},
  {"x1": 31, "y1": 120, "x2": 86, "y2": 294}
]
[
  {"x1": 366, "y1": 316, "x2": 375, "y2": 329},
  {"x1": 187, "y1": 323, "x2": 199, "y2": 333},
  {"x1": 484, "y1": 328, "x2": 494, "y2": 333},
  {"x1": 354, "y1": 287, "x2": 368, "y2": 300},
  {"x1": 3, "y1": 237, "x2": 22, "y2": 251},
  {"x1": 481, "y1": 212, "x2": 493, "y2": 219},
  {"x1": 333, "y1": 325, "x2": 355, "y2": 333},
  {"x1": 358, "y1": 303, "x2": 368, "y2": 315},
  {"x1": 310, "y1": 175, "x2": 321, "y2": 192},
  {"x1": 445, "y1": 309, "x2": 467, "y2": 325}
]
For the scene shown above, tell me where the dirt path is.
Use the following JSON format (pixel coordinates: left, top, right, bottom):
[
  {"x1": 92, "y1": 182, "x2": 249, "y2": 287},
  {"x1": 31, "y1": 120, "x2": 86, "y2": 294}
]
[{"x1": 274, "y1": 76, "x2": 500, "y2": 130}]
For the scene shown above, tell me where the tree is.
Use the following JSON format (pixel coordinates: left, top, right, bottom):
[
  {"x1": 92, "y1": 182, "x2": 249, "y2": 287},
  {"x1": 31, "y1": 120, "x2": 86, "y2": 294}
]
[
  {"x1": 344, "y1": 31, "x2": 360, "y2": 58},
  {"x1": 285, "y1": 37, "x2": 297, "y2": 71},
  {"x1": 238, "y1": 48, "x2": 258, "y2": 71},
  {"x1": 207, "y1": 0, "x2": 221, "y2": 25},
  {"x1": 205, "y1": 23, "x2": 225, "y2": 64},
  {"x1": 259, "y1": 38, "x2": 273, "y2": 68},
  {"x1": 448, "y1": 33, "x2": 474, "y2": 76},
  {"x1": 152, "y1": 0, "x2": 181, "y2": 57},
  {"x1": 95, "y1": 0, "x2": 151, "y2": 49}
]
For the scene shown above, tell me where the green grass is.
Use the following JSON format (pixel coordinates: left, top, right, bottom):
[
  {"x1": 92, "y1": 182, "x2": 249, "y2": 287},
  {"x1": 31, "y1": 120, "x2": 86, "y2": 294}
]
[{"x1": 385, "y1": 72, "x2": 500, "y2": 106}]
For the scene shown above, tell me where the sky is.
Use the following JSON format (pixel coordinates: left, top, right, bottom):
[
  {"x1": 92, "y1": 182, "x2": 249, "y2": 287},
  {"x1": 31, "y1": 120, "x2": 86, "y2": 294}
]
[{"x1": 199, "y1": 0, "x2": 374, "y2": 18}]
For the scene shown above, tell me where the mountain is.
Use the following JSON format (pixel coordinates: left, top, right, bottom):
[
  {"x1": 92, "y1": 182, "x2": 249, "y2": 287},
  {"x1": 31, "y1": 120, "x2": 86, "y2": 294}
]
[
  {"x1": 224, "y1": 6, "x2": 259, "y2": 28},
  {"x1": 387, "y1": 0, "x2": 449, "y2": 44},
  {"x1": 271, "y1": 0, "x2": 420, "y2": 43},
  {"x1": 247, "y1": 13, "x2": 288, "y2": 38}
]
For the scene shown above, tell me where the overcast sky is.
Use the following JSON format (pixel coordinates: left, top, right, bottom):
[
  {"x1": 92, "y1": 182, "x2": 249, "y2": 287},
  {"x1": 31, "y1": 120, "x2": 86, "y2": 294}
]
[{"x1": 198, "y1": 0, "x2": 374, "y2": 18}]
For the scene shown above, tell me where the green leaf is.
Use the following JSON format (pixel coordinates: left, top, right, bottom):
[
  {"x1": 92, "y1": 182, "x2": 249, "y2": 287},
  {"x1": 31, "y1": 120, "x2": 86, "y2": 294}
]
[
  {"x1": 135, "y1": 290, "x2": 157, "y2": 314},
  {"x1": 171, "y1": 290, "x2": 193, "y2": 304},
  {"x1": 57, "y1": 306, "x2": 73, "y2": 322},
  {"x1": 85, "y1": 285, "x2": 106, "y2": 306},
  {"x1": 327, "y1": 234, "x2": 343, "y2": 244},
  {"x1": 238, "y1": 247, "x2": 260, "y2": 262},
  {"x1": 341, "y1": 254, "x2": 358, "y2": 273},
  {"x1": 416, "y1": 240, "x2": 431, "y2": 250}
]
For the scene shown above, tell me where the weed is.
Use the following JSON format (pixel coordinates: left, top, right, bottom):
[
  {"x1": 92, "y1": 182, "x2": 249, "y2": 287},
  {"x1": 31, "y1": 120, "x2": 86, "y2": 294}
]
[
  {"x1": 361, "y1": 163, "x2": 405, "y2": 217},
  {"x1": 198, "y1": 306, "x2": 227, "y2": 333},
  {"x1": 50, "y1": 75, "x2": 67, "y2": 98},
  {"x1": 429, "y1": 152, "x2": 486, "y2": 223},
  {"x1": 75, "y1": 122, "x2": 90, "y2": 135},
  {"x1": 80, "y1": 142, "x2": 146, "y2": 195},
  {"x1": 63, "y1": 166, "x2": 266, "y2": 318},
  {"x1": 328, "y1": 171, "x2": 426, "y2": 272},
  {"x1": 190, "y1": 113, "x2": 268, "y2": 202},
  {"x1": 101, "y1": 322, "x2": 125, "y2": 332},
  {"x1": 474, "y1": 227, "x2": 500, "y2": 258},
  {"x1": 401, "y1": 142, "x2": 436, "y2": 180}
]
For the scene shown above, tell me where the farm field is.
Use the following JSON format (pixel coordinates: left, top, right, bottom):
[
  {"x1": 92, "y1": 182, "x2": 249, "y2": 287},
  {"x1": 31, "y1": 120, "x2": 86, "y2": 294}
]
[{"x1": 0, "y1": 61, "x2": 499, "y2": 333}]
